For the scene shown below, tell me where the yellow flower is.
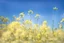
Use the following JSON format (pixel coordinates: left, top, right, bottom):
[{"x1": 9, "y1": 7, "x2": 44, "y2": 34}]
[
  {"x1": 7, "y1": 21, "x2": 21, "y2": 32},
  {"x1": 13, "y1": 15, "x2": 21, "y2": 21},
  {"x1": 34, "y1": 24, "x2": 39, "y2": 29},
  {"x1": 61, "y1": 18, "x2": 64, "y2": 22},
  {"x1": 43, "y1": 20, "x2": 47, "y2": 24},
  {"x1": 35, "y1": 14, "x2": 40, "y2": 19},
  {"x1": 59, "y1": 24, "x2": 62, "y2": 29},
  {"x1": 2, "y1": 31, "x2": 11, "y2": 40},
  {"x1": 40, "y1": 20, "x2": 50, "y2": 31},
  {"x1": 53, "y1": 7, "x2": 58, "y2": 10},
  {"x1": 24, "y1": 20, "x2": 32, "y2": 24},
  {"x1": 20, "y1": 31, "x2": 26, "y2": 39},
  {"x1": 53, "y1": 31, "x2": 58, "y2": 37},
  {"x1": 20, "y1": 12, "x2": 25, "y2": 18},
  {"x1": 56, "y1": 29, "x2": 63, "y2": 35},
  {"x1": 16, "y1": 17, "x2": 21, "y2": 21},
  {"x1": 42, "y1": 21, "x2": 47, "y2": 28},
  {"x1": 28, "y1": 10, "x2": 33, "y2": 15},
  {"x1": 36, "y1": 33, "x2": 41, "y2": 39}
]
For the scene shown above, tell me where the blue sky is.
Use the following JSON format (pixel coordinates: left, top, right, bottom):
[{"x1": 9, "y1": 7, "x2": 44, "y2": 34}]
[{"x1": 0, "y1": 0, "x2": 64, "y2": 28}]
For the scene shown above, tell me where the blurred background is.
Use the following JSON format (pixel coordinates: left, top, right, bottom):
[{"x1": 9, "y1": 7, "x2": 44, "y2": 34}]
[{"x1": 0, "y1": 0, "x2": 64, "y2": 28}]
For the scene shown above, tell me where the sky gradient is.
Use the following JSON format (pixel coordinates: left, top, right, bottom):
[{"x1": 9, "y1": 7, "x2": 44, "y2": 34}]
[{"x1": 0, "y1": 0, "x2": 64, "y2": 28}]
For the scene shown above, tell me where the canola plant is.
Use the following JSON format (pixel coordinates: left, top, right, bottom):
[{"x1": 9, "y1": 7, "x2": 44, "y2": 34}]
[{"x1": 0, "y1": 10, "x2": 64, "y2": 43}]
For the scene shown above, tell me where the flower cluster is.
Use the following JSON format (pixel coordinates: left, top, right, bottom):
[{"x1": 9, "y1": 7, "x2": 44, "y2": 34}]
[
  {"x1": 0, "y1": 20, "x2": 64, "y2": 43},
  {"x1": 0, "y1": 10, "x2": 64, "y2": 43}
]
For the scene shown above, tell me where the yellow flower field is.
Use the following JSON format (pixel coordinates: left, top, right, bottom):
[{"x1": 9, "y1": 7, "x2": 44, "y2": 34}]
[{"x1": 0, "y1": 10, "x2": 64, "y2": 43}]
